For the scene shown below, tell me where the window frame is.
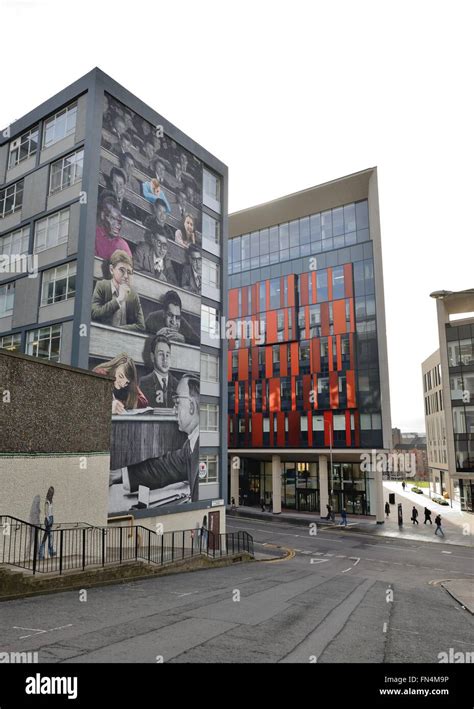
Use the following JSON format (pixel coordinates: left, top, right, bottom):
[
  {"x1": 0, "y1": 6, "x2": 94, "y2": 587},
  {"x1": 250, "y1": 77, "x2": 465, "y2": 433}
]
[{"x1": 43, "y1": 102, "x2": 78, "y2": 148}]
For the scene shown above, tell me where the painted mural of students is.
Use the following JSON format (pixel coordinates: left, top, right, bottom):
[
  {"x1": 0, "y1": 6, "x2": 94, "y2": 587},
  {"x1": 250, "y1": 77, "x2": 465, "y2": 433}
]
[
  {"x1": 93, "y1": 353, "x2": 148, "y2": 414},
  {"x1": 175, "y1": 214, "x2": 197, "y2": 248},
  {"x1": 95, "y1": 193, "x2": 132, "y2": 261},
  {"x1": 145, "y1": 290, "x2": 199, "y2": 345},
  {"x1": 91, "y1": 249, "x2": 145, "y2": 331},
  {"x1": 139, "y1": 335, "x2": 178, "y2": 408},
  {"x1": 181, "y1": 246, "x2": 201, "y2": 294},
  {"x1": 133, "y1": 231, "x2": 177, "y2": 284}
]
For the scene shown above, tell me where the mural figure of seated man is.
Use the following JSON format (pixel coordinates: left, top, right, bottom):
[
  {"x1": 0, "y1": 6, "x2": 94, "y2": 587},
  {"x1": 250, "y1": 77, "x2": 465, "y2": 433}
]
[
  {"x1": 144, "y1": 197, "x2": 176, "y2": 241},
  {"x1": 91, "y1": 249, "x2": 145, "y2": 331},
  {"x1": 181, "y1": 245, "x2": 202, "y2": 294},
  {"x1": 139, "y1": 335, "x2": 178, "y2": 408},
  {"x1": 133, "y1": 231, "x2": 177, "y2": 284},
  {"x1": 95, "y1": 193, "x2": 132, "y2": 261},
  {"x1": 145, "y1": 290, "x2": 199, "y2": 345},
  {"x1": 110, "y1": 375, "x2": 200, "y2": 502}
]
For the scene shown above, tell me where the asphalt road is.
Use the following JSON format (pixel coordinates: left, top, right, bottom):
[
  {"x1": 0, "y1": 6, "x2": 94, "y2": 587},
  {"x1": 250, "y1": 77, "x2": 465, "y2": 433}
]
[{"x1": 0, "y1": 518, "x2": 473, "y2": 664}]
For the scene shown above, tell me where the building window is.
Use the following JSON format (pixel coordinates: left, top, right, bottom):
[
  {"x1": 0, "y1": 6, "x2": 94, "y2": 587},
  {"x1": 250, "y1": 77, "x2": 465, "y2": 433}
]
[
  {"x1": 0, "y1": 283, "x2": 15, "y2": 317},
  {"x1": 0, "y1": 332, "x2": 21, "y2": 352},
  {"x1": 199, "y1": 454, "x2": 218, "y2": 483},
  {"x1": 201, "y1": 351, "x2": 219, "y2": 382},
  {"x1": 26, "y1": 324, "x2": 62, "y2": 361},
  {"x1": 201, "y1": 304, "x2": 219, "y2": 337},
  {"x1": 49, "y1": 149, "x2": 84, "y2": 195},
  {"x1": 203, "y1": 168, "x2": 221, "y2": 213},
  {"x1": 202, "y1": 212, "x2": 220, "y2": 245},
  {"x1": 0, "y1": 226, "x2": 29, "y2": 257},
  {"x1": 43, "y1": 102, "x2": 78, "y2": 148},
  {"x1": 41, "y1": 262, "x2": 76, "y2": 305},
  {"x1": 202, "y1": 258, "x2": 220, "y2": 289},
  {"x1": 332, "y1": 266, "x2": 345, "y2": 299},
  {"x1": 200, "y1": 403, "x2": 219, "y2": 432},
  {"x1": 8, "y1": 125, "x2": 39, "y2": 168},
  {"x1": 34, "y1": 208, "x2": 70, "y2": 252},
  {"x1": 0, "y1": 180, "x2": 24, "y2": 219}
]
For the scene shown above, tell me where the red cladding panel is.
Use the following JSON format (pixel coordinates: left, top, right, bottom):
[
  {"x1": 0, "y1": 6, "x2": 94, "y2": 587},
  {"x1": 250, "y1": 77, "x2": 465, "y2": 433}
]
[
  {"x1": 242, "y1": 287, "x2": 248, "y2": 316},
  {"x1": 277, "y1": 412, "x2": 286, "y2": 447},
  {"x1": 307, "y1": 411, "x2": 313, "y2": 446},
  {"x1": 311, "y1": 338, "x2": 321, "y2": 373},
  {"x1": 344, "y1": 263, "x2": 353, "y2": 298},
  {"x1": 303, "y1": 375, "x2": 312, "y2": 411},
  {"x1": 333, "y1": 299, "x2": 347, "y2": 335},
  {"x1": 238, "y1": 348, "x2": 248, "y2": 380},
  {"x1": 336, "y1": 335, "x2": 342, "y2": 371},
  {"x1": 300, "y1": 273, "x2": 309, "y2": 306},
  {"x1": 311, "y1": 271, "x2": 317, "y2": 303},
  {"x1": 287, "y1": 275, "x2": 296, "y2": 307},
  {"x1": 347, "y1": 370, "x2": 356, "y2": 408},
  {"x1": 252, "y1": 413, "x2": 263, "y2": 447},
  {"x1": 345, "y1": 410, "x2": 352, "y2": 446},
  {"x1": 328, "y1": 336, "x2": 334, "y2": 372},
  {"x1": 324, "y1": 411, "x2": 332, "y2": 446},
  {"x1": 291, "y1": 343, "x2": 299, "y2": 376},
  {"x1": 321, "y1": 302, "x2": 330, "y2": 337},
  {"x1": 252, "y1": 347, "x2": 259, "y2": 379},
  {"x1": 267, "y1": 310, "x2": 278, "y2": 344},
  {"x1": 288, "y1": 411, "x2": 300, "y2": 446},
  {"x1": 280, "y1": 345, "x2": 288, "y2": 377},
  {"x1": 269, "y1": 378, "x2": 281, "y2": 412},
  {"x1": 251, "y1": 381, "x2": 256, "y2": 413},
  {"x1": 229, "y1": 290, "x2": 239, "y2": 319},
  {"x1": 227, "y1": 351, "x2": 232, "y2": 381},
  {"x1": 329, "y1": 371, "x2": 339, "y2": 408},
  {"x1": 349, "y1": 298, "x2": 355, "y2": 332},
  {"x1": 291, "y1": 377, "x2": 296, "y2": 411},
  {"x1": 265, "y1": 346, "x2": 273, "y2": 378}
]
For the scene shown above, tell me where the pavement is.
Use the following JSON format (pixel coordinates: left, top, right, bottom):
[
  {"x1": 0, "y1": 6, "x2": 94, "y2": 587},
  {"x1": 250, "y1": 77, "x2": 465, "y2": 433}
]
[{"x1": 229, "y1": 481, "x2": 474, "y2": 548}]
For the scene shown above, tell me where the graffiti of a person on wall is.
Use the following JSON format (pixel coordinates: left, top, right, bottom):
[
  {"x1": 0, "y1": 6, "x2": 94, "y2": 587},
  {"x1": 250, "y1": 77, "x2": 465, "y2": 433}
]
[
  {"x1": 91, "y1": 250, "x2": 145, "y2": 331},
  {"x1": 38, "y1": 486, "x2": 55, "y2": 560}
]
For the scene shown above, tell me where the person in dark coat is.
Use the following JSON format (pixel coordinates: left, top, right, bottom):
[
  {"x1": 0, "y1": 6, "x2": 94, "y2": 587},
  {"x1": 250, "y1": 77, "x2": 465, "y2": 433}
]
[
  {"x1": 424, "y1": 507, "x2": 432, "y2": 524},
  {"x1": 411, "y1": 506, "x2": 419, "y2": 525},
  {"x1": 139, "y1": 335, "x2": 178, "y2": 408},
  {"x1": 385, "y1": 501, "x2": 390, "y2": 518}
]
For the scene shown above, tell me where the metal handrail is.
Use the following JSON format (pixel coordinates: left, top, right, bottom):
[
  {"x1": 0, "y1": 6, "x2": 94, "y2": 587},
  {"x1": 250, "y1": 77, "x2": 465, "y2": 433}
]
[{"x1": 0, "y1": 515, "x2": 253, "y2": 576}]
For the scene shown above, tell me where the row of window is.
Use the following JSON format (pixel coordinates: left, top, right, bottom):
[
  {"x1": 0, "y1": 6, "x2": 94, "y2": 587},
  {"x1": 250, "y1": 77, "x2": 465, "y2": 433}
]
[
  {"x1": 447, "y1": 338, "x2": 474, "y2": 368},
  {"x1": 0, "y1": 149, "x2": 83, "y2": 220},
  {"x1": 230, "y1": 411, "x2": 382, "y2": 433},
  {"x1": 425, "y1": 389, "x2": 444, "y2": 416},
  {"x1": 229, "y1": 201, "x2": 369, "y2": 273},
  {"x1": 7, "y1": 102, "x2": 78, "y2": 169},
  {"x1": 198, "y1": 454, "x2": 218, "y2": 484},
  {"x1": 0, "y1": 207, "x2": 70, "y2": 257},
  {"x1": 424, "y1": 363, "x2": 442, "y2": 393},
  {"x1": 0, "y1": 262, "x2": 76, "y2": 317}
]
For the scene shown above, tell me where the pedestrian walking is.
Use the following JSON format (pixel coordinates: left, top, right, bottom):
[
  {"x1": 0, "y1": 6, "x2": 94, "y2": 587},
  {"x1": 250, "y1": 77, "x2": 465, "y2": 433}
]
[
  {"x1": 230, "y1": 497, "x2": 236, "y2": 511},
  {"x1": 385, "y1": 501, "x2": 390, "y2": 518},
  {"x1": 402, "y1": 481, "x2": 406, "y2": 492},
  {"x1": 330, "y1": 509, "x2": 336, "y2": 523},
  {"x1": 38, "y1": 486, "x2": 56, "y2": 560},
  {"x1": 260, "y1": 498, "x2": 266, "y2": 512},
  {"x1": 411, "y1": 506, "x2": 419, "y2": 525},
  {"x1": 324, "y1": 504, "x2": 332, "y2": 521},
  {"x1": 424, "y1": 507, "x2": 432, "y2": 524},
  {"x1": 434, "y1": 514, "x2": 444, "y2": 536},
  {"x1": 340, "y1": 508, "x2": 348, "y2": 527}
]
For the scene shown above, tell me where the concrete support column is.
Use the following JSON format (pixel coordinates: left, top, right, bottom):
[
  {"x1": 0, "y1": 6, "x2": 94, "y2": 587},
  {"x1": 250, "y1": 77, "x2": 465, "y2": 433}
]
[
  {"x1": 319, "y1": 455, "x2": 329, "y2": 515},
  {"x1": 230, "y1": 465, "x2": 239, "y2": 506},
  {"x1": 272, "y1": 454, "x2": 281, "y2": 514},
  {"x1": 374, "y1": 465, "x2": 384, "y2": 524}
]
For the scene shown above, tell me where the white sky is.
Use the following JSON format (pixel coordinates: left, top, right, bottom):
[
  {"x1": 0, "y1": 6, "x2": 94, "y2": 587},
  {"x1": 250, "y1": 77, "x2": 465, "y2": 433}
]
[{"x1": 1, "y1": 0, "x2": 473, "y2": 433}]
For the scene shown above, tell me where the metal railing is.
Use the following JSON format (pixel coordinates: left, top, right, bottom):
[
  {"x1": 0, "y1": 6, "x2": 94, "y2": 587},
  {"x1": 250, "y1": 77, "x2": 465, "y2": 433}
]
[{"x1": 0, "y1": 515, "x2": 253, "y2": 576}]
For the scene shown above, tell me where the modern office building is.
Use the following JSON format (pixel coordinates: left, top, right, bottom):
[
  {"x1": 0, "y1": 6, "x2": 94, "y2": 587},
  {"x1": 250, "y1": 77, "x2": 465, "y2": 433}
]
[
  {"x1": 0, "y1": 68, "x2": 228, "y2": 533},
  {"x1": 227, "y1": 168, "x2": 391, "y2": 522},
  {"x1": 422, "y1": 289, "x2": 474, "y2": 511}
]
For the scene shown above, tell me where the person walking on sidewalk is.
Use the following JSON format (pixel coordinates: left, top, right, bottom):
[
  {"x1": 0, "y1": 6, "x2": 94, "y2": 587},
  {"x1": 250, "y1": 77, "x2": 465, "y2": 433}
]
[
  {"x1": 402, "y1": 481, "x2": 406, "y2": 491},
  {"x1": 435, "y1": 514, "x2": 445, "y2": 536},
  {"x1": 340, "y1": 508, "x2": 348, "y2": 527},
  {"x1": 385, "y1": 501, "x2": 390, "y2": 518},
  {"x1": 324, "y1": 504, "x2": 332, "y2": 521},
  {"x1": 230, "y1": 497, "x2": 236, "y2": 511},
  {"x1": 260, "y1": 498, "x2": 266, "y2": 512},
  {"x1": 424, "y1": 507, "x2": 432, "y2": 524},
  {"x1": 411, "y1": 506, "x2": 419, "y2": 525}
]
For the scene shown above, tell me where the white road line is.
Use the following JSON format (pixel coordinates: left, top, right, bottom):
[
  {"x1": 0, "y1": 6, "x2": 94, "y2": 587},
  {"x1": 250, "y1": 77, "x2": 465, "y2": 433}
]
[
  {"x1": 310, "y1": 558, "x2": 329, "y2": 564},
  {"x1": 14, "y1": 624, "x2": 73, "y2": 640},
  {"x1": 341, "y1": 567, "x2": 353, "y2": 573},
  {"x1": 324, "y1": 553, "x2": 334, "y2": 557},
  {"x1": 441, "y1": 551, "x2": 452, "y2": 554},
  {"x1": 383, "y1": 623, "x2": 388, "y2": 633},
  {"x1": 349, "y1": 557, "x2": 361, "y2": 566}
]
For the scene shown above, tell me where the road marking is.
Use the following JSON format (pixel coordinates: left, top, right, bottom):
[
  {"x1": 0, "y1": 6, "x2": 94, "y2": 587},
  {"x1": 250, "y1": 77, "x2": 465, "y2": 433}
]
[
  {"x1": 310, "y1": 558, "x2": 329, "y2": 565},
  {"x1": 383, "y1": 623, "x2": 388, "y2": 633},
  {"x1": 341, "y1": 567, "x2": 353, "y2": 573},
  {"x1": 349, "y1": 557, "x2": 360, "y2": 566},
  {"x1": 441, "y1": 551, "x2": 452, "y2": 554},
  {"x1": 14, "y1": 624, "x2": 73, "y2": 640},
  {"x1": 324, "y1": 553, "x2": 334, "y2": 557}
]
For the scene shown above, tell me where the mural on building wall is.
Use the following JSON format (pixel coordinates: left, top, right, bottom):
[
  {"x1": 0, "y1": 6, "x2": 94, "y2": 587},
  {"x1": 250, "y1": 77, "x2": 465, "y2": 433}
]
[{"x1": 90, "y1": 94, "x2": 203, "y2": 515}]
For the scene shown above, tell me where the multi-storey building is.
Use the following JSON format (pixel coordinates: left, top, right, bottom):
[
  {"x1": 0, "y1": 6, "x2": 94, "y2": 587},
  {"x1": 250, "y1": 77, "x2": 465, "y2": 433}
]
[
  {"x1": 227, "y1": 168, "x2": 391, "y2": 522},
  {"x1": 0, "y1": 69, "x2": 228, "y2": 533},
  {"x1": 423, "y1": 289, "x2": 474, "y2": 511}
]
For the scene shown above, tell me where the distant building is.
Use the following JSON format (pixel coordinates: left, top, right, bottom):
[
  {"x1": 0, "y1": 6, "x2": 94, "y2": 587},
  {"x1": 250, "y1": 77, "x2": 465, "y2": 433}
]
[
  {"x1": 391, "y1": 428, "x2": 428, "y2": 480},
  {"x1": 422, "y1": 288, "x2": 474, "y2": 511}
]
